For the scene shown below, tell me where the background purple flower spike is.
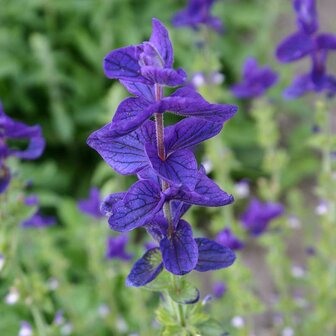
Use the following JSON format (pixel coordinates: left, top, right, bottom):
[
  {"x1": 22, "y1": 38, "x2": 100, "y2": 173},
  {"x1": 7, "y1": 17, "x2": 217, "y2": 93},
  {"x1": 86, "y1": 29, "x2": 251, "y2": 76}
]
[
  {"x1": 78, "y1": 187, "x2": 104, "y2": 219},
  {"x1": 21, "y1": 211, "x2": 56, "y2": 229},
  {"x1": 212, "y1": 282, "x2": 227, "y2": 299},
  {"x1": 293, "y1": 0, "x2": 318, "y2": 35},
  {"x1": 241, "y1": 198, "x2": 284, "y2": 236},
  {"x1": 105, "y1": 235, "x2": 133, "y2": 261},
  {"x1": 231, "y1": 57, "x2": 278, "y2": 99},
  {"x1": 172, "y1": 0, "x2": 224, "y2": 34},
  {"x1": 216, "y1": 227, "x2": 244, "y2": 250}
]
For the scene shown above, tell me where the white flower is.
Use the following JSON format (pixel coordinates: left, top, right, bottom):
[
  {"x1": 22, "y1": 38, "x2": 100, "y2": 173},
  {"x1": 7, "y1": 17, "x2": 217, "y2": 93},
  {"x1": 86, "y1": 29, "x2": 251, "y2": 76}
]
[
  {"x1": 191, "y1": 73, "x2": 206, "y2": 88},
  {"x1": 5, "y1": 287, "x2": 20, "y2": 305},
  {"x1": 315, "y1": 202, "x2": 328, "y2": 216},
  {"x1": 234, "y1": 181, "x2": 250, "y2": 199},
  {"x1": 291, "y1": 265, "x2": 305, "y2": 278},
  {"x1": 282, "y1": 327, "x2": 294, "y2": 336},
  {"x1": 19, "y1": 321, "x2": 32, "y2": 336},
  {"x1": 231, "y1": 316, "x2": 244, "y2": 328},
  {"x1": 0, "y1": 254, "x2": 5, "y2": 272},
  {"x1": 98, "y1": 304, "x2": 110, "y2": 317},
  {"x1": 60, "y1": 323, "x2": 73, "y2": 335}
]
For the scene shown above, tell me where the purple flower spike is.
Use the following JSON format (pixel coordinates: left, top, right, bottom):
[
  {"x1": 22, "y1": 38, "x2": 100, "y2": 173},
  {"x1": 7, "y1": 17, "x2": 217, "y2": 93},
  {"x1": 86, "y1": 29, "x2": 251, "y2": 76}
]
[
  {"x1": 216, "y1": 227, "x2": 244, "y2": 251},
  {"x1": 78, "y1": 187, "x2": 104, "y2": 219},
  {"x1": 194, "y1": 238, "x2": 236, "y2": 272},
  {"x1": 241, "y1": 198, "x2": 284, "y2": 236},
  {"x1": 212, "y1": 282, "x2": 227, "y2": 299},
  {"x1": 106, "y1": 235, "x2": 132, "y2": 261},
  {"x1": 21, "y1": 211, "x2": 56, "y2": 228},
  {"x1": 126, "y1": 247, "x2": 163, "y2": 287},
  {"x1": 0, "y1": 101, "x2": 45, "y2": 193},
  {"x1": 231, "y1": 57, "x2": 278, "y2": 99},
  {"x1": 275, "y1": 0, "x2": 336, "y2": 98},
  {"x1": 87, "y1": 18, "x2": 237, "y2": 286},
  {"x1": 160, "y1": 220, "x2": 198, "y2": 275},
  {"x1": 172, "y1": 0, "x2": 224, "y2": 33}
]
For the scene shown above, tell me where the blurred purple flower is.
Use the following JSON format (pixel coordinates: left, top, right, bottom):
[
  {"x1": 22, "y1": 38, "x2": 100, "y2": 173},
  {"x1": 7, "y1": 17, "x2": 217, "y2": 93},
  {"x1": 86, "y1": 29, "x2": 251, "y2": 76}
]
[
  {"x1": 106, "y1": 235, "x2": 133, "y2": 261},
  {"x1": 241, "y1": 198, "x2": 284, "y2": 236},
  {"x1": 18, "y1": 321, "x2": 32, "y2": 336},
  {"x1": 216, "y1": 228, "x2": 244, "y2": 250},
  {"x1": 231, "y1": 57, "x2": 278, "y2": 99},
  {"x1": 78, "y1": 187, "x2": 104, "y2": 219},
  {"x1": 212, "y1": 281, "x2": 226, "y2": 299},
  {"x1": 172, "y1": 0, "x2": 224, "y2": 33},
  {"x1": 276, "y1": 0, "x2": 336, "y2": 98},
  {"x1": 24, "y1": 195, "x2": 39, "y2": 206},
  {"x1": 21, "y1": 211, "x2": 56, "y2": 228},
  {"x1": 0, "y1": 101, "x2": 45, "y2": 194}
]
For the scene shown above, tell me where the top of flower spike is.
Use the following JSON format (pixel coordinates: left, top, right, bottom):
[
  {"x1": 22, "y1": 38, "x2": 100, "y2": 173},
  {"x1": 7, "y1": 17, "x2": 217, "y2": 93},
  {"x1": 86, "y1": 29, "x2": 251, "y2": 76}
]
[
  {"x1": 103, "y1": 18, "x2": 186, "y2": 87},
  {"x1": 172, "y1": 0, "x2": 223, "y2": 33},
  {"x1": 293, "y1": 0, "x2": 318, "y2": 35}
]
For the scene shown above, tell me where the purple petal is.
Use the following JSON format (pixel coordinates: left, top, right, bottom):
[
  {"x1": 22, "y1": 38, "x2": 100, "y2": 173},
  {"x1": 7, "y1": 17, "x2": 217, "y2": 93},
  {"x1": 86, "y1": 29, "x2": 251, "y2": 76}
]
[
  {"x1": 194, "y1": 238, "x2": 236, "y2": 272},
  {"x1": 141, "y1": 66, "x2": 187, "y2": 86},
  {"x1": 216, "y1": 228, "x2": 244, "y2": 250},
  {"x1": 87, "y1": 120, "x2": 155, "y2": 175},
  {"x1": 126, "y1": 247, "x2": 163, "y2": 287},
  {"x1": 293, "y1": 0, "x2": 318, "y2": 34},
  {"x1": 120, "y1": 80, "x2": 155, "y2": 102},
  {"x1": 316, "y1": 33, "x2": 336, "y2": 50},
  {"x1": 22, "y1": 211, "x2": 56, "y2": 228},
  {"x1": 171, "y1": 200, "x2": 191, "y2": 225},
  {"x1": 165, "y1": 118, "x2": 222, "y2": 154},
  {"x1": 145, "y1": 143, "x2": 198, "y2": 188},
  {"x1": 161, "y1": 87, "x2": 237, "y2": 123},
  {"x1": 283, "y1": 73, "x2": 313, "y2": 99},
  {"x1": 108, "y1": 180, "x2": 164, "y2": 232},
  {"x1": 160, "y1": 220, "x2": 198, "y2": 275},
  {"x1": 145, "y1": 214, "x2": 168, "y2": 241},
  {"x1": 103, "y1": 45, "x2": 150, "y2": 83},
  {"x1": 276, "y1": 32, "x2": 314, "y2": 63},
  {"x1": 242, "y1": 57, "x2": 258, "y2": 79},
  {"x1": 100, "y1": 192, "x2": 126, "y2": 216},
  {"x1": 78, "y1": 187, "x2": 103, "y2": 219},
  {"x1": 106, "y1": 235, "x2": 132, "y2": 261},
  {"x1": 150, "y1": 18, "x2": 174, "y2": 68}
]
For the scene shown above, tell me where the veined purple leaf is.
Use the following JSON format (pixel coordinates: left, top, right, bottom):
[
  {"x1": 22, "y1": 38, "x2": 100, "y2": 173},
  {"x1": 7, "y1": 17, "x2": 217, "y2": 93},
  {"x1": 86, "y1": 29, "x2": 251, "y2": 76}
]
[
  {"x1": 276, "y1": 31, "x2": 314, "y2": 63},
  {"x1": 161, "y1": 87, "x2": 237, "y2": 123},
  {"x1": 101, "y1": 192, "x2": 126, "y2": 216},
  {"x1": 194, "y1": 238, "x2": 236, "y2": 272},
  {"x1": 145, "y1": 143, "x2": 198, "y2": 188},
  {"x1": 108, "y1": 180, "x2": 164, "y2": 232},
  {"x1": 120, "y1": 80, "x2": 155, "y2": 102},
  {"x1": 109, "y1": 97, "x2": 158, "y2": 138},
  {"x1": 87, "y1": 121, "x2": 155, "y2": 175},
  {"x1": 160, "y1": 220, "x2": 198, "y2": 275},
  {"x1": 165, "y1": 117, "x2": 222, "y2": 154},
  {"x1": 150, "y1": 18, "x2": 174, "y2": 68},
  {"x1": 141, "y1": 66, "x2": 187, "y2": 86},
  {"x1": 103, "y1": 45, "x2": 150, "y2": 83},
  {"x1": 126, "y1": 247, "x2": 163, "y2": 287}
]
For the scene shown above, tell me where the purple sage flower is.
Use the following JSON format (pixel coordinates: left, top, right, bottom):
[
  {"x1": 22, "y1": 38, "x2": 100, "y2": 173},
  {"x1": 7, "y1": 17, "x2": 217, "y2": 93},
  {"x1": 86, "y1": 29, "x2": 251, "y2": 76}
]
[
  {"x1": 21, "y1": 211, "x2": 56, "y2": 228},
  {"x1": 276, "y1": 0, "x2": 336, "y2": 98},
  {"x1": 241, "y1": 198, "x2": 284, "y2": 236},
  {"x1": 216, "y1": 227, "x2": 244, "y2": 250},
  {"x1": 105, "y1": 235, "x2": 133, "y2": 261},
  {"x1": 212, "y1": 281, "x2": 227, "y2": 299},
  {"x1": 87, "y1": 18, "x2": 237, "y2": 293},
  {"x1": 172, "y1": 0, "x2": 224, "y2": 33},
  {"x1": 78, "y1": 187, "x2": 104, "y2": 219},
  {"x1": 231, "y1": 57, "x2": 278, "y2": 99},
  {"x1": 0, "y1": 101, "x2": 45, "y2": 194}
]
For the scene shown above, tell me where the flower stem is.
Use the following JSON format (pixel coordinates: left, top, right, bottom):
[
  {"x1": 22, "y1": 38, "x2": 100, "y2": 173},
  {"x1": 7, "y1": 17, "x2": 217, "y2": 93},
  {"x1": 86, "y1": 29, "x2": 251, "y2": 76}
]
[{"x1": 154, "y1": 84, "x2": 173, "y2": 235}]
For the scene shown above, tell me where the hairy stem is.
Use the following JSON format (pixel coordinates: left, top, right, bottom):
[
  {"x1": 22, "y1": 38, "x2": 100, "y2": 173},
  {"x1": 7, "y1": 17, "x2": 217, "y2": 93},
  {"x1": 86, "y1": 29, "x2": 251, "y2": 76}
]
[{"x1": 154, "y1": 84, "x2": 173, "y2": 235}]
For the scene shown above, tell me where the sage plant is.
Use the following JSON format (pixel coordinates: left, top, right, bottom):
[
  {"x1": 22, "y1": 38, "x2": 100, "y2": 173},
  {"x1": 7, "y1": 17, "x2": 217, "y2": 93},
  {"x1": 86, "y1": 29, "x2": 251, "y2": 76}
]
[{"x1": 88, "y1": 19, "x2": 237, "y2": 293}]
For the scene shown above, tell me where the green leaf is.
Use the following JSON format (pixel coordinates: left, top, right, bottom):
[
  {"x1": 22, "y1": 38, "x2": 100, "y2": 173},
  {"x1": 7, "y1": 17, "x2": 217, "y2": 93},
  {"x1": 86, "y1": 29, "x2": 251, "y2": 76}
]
[
  {"x1": 144, "y1": 270, "x2": 171, "y2": 292},
  {"x1": 168, "y1": 278, "x2": 200, "y2": 305},
  {"x1": 196, "y1": 319, "x2": 225, "y2": 336}
]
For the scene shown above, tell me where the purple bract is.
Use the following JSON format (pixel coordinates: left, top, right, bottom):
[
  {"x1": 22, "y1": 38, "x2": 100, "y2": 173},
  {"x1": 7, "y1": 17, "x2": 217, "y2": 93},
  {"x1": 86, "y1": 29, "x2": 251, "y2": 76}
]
[
  {"x1": 87, "y1": 18, "x2": 237, "y2": 290},
  {"x1": 0, "y1": 101, "x2": 45, "y2": 194},
  {"x1": 105, "y1": 235, "x2": 133, "y2": 261},
  {"x1": 216, "y1": 227, "x2": 244, "y2": 250},
  {"x1": 241, "y1": 198, "x2": 284, "y2": 236},
  {"x1": 276, "y1": 0, "x2": 336, "y2": 98},
  {"x1": 172, "y1": 0, "x2": 224, "y2": 33},
  {"x1": 231, "y1": 57, "x2": 278, "y2": 99},
  {"x1": 78, "y1": 187, "x2": 104, "y2": 219}
]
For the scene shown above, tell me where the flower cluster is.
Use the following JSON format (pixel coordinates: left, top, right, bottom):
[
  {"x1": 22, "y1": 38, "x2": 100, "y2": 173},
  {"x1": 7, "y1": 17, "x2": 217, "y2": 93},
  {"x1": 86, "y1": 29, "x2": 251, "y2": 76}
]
[
  {"x1": 0, "y1": 101, "x2": 45, "y2": 194},
  {"x1": 231, "y1": 57, "x2": 278, "y2": 99},
  {"x1": 172, "y1": 0, "x2": 223, "y2": 33},
  {"x1": 88, "y1": 19, "x2": 237, "y2": 287},
  {"x1": 276, "y1": 0, "x2": 336, "y2": 98}
]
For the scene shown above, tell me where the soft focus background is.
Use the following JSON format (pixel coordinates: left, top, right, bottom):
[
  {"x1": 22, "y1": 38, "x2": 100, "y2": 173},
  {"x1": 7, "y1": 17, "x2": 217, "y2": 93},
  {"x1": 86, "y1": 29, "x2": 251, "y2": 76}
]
[{"x1": 1, "y1": 0, "x2": 336, "y2": 335}]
